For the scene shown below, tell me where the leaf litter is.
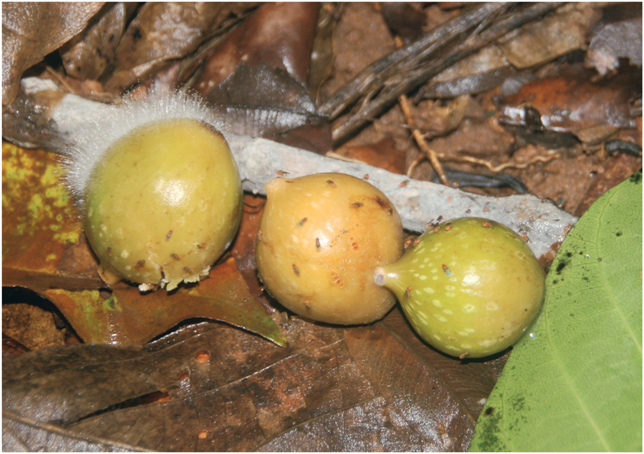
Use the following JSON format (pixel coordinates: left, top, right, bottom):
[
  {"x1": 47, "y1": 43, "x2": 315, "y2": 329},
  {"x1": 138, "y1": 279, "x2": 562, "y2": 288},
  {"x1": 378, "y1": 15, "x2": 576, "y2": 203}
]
[{"x1": 2, "y1": 2, "x2": 642, "y2": 452}]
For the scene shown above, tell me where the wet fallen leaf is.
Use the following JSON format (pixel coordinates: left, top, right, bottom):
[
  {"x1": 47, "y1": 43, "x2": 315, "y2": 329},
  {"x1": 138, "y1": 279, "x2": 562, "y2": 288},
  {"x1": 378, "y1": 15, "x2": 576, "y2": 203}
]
[
  {"x1": 1, "y1": 142, "x2": 102, "y2": 290},
  {"x1": 471, "y1": 171, "x2": 642, "y2": 451},
  {"x1": 496, "y1": 3, "x2": 601, "y2": 69},
  {"x1": 1, "y1": 2, "x2": 104, "y2": 104},
  {"x1": 2, "y1": 301, "x2": 65, "y2": 351},
  {"x1": 60, "y1": 3, "x2": 137, "y2": 81},
  {"x1": 105, "y1": 3, "x2": 253, "y2": 92},
  {"x1": 190, "y1": 2, "x2": 319, "y2": 91},
  {"x1": 42, "y1": 258, "x2": 287, "y2": 347},
  {"x1": 204, "y1": 62, "x2": 326, "y2": 138},
  {"x1": 2, "y1": 142, "x2": 285, "y2": 348},
  {"x1": 308, "y1": 3, "x2": 342, "y2": 103},
  {"x1": 499, "y1": 71, "x2": 639, "y2": 147},
  {"x1": 3, "y1": 307, "x2": 506, "y2": 451}
]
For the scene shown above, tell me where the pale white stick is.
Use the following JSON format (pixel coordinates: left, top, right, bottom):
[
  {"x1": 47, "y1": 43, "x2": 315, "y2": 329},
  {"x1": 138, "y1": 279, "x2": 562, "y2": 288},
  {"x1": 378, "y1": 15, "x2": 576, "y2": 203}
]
[{"x1": 16, "y1": 77, "x2": 578, "y2": 259}]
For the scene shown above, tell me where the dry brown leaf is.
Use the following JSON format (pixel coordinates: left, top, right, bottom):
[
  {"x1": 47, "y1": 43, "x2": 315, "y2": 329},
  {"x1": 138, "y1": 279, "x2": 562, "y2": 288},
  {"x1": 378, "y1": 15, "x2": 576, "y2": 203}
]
[
  {"x1": 3, "y1": 308, "x2": 506, "y2": 451},
  {"x1": 105, "y1": 3, "x2": 255, "y2": 93},
  {"x1": 2, "y1": 2, "x2": 104, "y2": 104},
  {"x1": 60, "y1": 3, "x2": 137, "y2": 81},
  {"x1": 191, "y1": 2, "x2": 319, "y2": 92}
]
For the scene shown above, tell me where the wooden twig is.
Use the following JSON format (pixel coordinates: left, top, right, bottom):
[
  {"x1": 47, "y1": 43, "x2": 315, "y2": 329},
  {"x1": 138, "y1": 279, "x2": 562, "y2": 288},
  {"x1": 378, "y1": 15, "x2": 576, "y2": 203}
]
[
  {"x1": 320, "y1": 3, "x2": 509, "y2": 120},
  {"x1": 324, "y1": 2, "x2": 563, "y2": 146},
  {"x1": 398, "y1": 94, "x2": 450, "y2": 186},
  {"x1": 442, "y1": 152, "x2": 562, "y2": 173}
]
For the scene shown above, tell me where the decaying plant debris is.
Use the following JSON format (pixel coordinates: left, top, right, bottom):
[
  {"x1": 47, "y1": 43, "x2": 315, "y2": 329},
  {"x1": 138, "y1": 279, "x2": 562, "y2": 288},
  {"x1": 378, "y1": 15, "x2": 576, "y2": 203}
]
[{"x1": 2, "y1": 2, "x2": 641, "y2": 452}]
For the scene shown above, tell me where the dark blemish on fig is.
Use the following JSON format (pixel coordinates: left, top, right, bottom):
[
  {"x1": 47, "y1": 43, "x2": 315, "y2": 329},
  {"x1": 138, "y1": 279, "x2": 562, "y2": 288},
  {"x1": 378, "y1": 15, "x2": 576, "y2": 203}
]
[
  {"x1": 315, "y1": 237, "x2": 321, "y2": 248},
  {"x1": 299, "y1": 217, "x2": 308, "y2": 226},
  {"x1": 171, "y1": 253, "x2": 181, "y2": 261},
  {"x1": 166, "y1": 230, "x2": 173, "y2": 241},
  {"x1": 582, "y1": 276, "x2": 589, "y2": 282},
  {"x1": 293, "y1": 263, "x2": 300, "y2": 276},
  {"x1": 351, "y1": 202, "x2": 363, "y2": 209},
  {"x1": 552, "y1": 279, "x2": 558, "y2": 285},
  {"x1": 442, "y1": 264, "x2": 452, "y2": 277},
  {"x1": 405, "y1": 286, "x2": 412, "y2": 298},
  {"x1": 106, "y1": 247, "x2": 112, "y2": 257},
  {"x1": 556, "y1": 262, "x2": 566, "y2": 274},
  {"x1": 327, "y1": 180, "x2": 336, "y2": 187},
  {"x1": 388, "y1": 209, "x2": 393, "y2": 216},
  {"x1": 598, "y1": 257, "x2": 602, "y2": 262},
  {"x1": 374, "y1": 197, "x2": 387, "y2": 208},
  {"x1": 135, "y1": 260, "x2": 146, "y2": 268},
  {"x1": 132, "y1": 28, "x2": 143, "y2": 41},
  {"x1": 616, "y1": 231, "x2": 622, "y2": 237},
  {"x1": 566, "y1": 252, "x2": 572, "y2": 258}
]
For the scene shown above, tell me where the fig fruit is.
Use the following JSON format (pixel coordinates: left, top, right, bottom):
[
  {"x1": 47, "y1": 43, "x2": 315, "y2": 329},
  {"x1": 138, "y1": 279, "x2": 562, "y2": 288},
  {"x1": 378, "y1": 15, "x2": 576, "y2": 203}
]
[
  {"x1": 374, "y1": 217, "x2": 545, "y2": 358},
  {"x1": 255, "y1": 173, "x2": 404, "y2": 325},
  {"x1": 83, "y1": 118, "x2": 243, "y2": 291}
]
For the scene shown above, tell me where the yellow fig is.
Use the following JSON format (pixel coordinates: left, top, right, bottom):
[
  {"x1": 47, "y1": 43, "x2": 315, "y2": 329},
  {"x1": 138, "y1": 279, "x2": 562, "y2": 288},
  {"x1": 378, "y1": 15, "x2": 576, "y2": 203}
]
[{"x1": 255, "y1": 173, "x2": 404, "y2": 324}]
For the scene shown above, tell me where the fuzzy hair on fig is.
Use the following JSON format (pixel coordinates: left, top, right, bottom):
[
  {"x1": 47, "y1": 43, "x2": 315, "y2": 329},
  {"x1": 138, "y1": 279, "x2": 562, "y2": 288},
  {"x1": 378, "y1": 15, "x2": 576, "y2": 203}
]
[{"x1": 63, "y1": 91, "x2": 228, "y2": 203}]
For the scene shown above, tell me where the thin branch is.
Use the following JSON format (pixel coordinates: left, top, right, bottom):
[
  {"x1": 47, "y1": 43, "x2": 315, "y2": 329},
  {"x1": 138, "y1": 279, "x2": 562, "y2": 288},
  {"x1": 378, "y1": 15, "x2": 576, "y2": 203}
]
[{"x1": 327, "y1": 2, "x2": 563, "y2": 146}]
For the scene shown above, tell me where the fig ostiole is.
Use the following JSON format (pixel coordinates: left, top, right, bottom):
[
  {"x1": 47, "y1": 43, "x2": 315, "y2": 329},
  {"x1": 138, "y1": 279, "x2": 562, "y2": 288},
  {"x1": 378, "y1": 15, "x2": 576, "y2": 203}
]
[
  {"x1": 255, "y1": 173, "x2": 404, "y2": 325},
  {"x1": 374, "y1": 217, "x2": 545, "y2": 358},
  {"x1": 65, "y1": 92, "x2": 243, "y2": 291}
]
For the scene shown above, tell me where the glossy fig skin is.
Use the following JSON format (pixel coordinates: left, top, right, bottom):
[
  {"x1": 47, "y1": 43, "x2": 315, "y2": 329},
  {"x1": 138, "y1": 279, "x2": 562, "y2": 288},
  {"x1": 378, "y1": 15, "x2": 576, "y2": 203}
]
[
  {"x1": 375, "y1": 217, "x2": 545, "y2": 358},
  {"x1": 84, "y1": 118, "x2": 243, "y2": 291},
  {"x1": 255, "y1": 173, "x2": 404, "y2": 325}
]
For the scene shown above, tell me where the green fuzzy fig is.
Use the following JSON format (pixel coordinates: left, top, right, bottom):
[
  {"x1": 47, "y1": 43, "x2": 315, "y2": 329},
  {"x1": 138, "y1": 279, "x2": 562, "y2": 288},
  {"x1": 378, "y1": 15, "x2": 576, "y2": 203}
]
[
  {"x1": 374, "y1": 217, "x2": 545, "y2": 358},
  {"x1": 84, "y1": 118, "x2": 242, "y2": 291}
]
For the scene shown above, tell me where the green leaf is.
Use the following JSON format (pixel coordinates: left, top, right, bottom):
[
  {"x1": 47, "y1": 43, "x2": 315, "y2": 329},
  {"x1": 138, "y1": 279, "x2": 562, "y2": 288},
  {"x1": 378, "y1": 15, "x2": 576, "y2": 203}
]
[{"x1": 470, "y1": 172, "x2": 642, "y2": 452}]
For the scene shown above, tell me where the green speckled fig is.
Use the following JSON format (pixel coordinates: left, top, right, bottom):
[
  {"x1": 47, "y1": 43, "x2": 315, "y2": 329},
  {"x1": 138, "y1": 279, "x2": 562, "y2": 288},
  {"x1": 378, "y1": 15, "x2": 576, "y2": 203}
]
[
  {"x1": 374, "y1": 217, "x2": 544, "y2": 358},
  {"x1": 84, "y1": 118, "x2": 242, "y2": 291},
  {"x1": 255, "y1": 173, "x2": 404, "y2": 325}
]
